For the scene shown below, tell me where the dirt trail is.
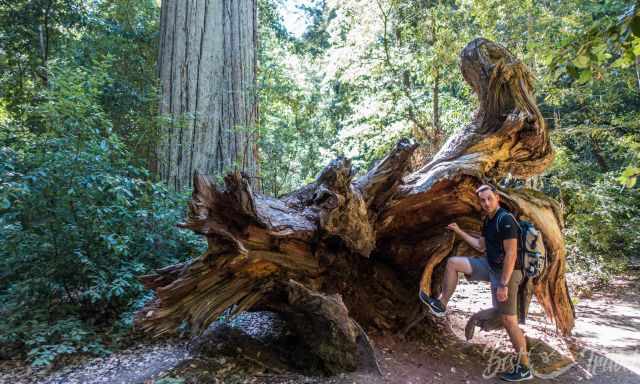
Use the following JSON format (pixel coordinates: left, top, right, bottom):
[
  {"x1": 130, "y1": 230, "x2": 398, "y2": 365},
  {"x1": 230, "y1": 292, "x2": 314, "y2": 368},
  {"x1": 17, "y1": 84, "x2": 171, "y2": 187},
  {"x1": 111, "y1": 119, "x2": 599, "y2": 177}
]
[
  {"x1": 445, "y1": 273, "x2": 640, "y2": 383},
  {"x1": 0, "y1": 341, "x2": 191, "y2": 384},
  {"x1": 2, "y1": 274, "x2": 639, "y2": 384}
]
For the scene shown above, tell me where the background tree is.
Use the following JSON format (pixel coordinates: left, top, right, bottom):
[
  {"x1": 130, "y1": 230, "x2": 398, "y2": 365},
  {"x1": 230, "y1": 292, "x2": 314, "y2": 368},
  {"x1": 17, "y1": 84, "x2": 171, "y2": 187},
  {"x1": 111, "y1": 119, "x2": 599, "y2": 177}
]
[
  {"x1": 155, "y1": 0, "x2": 260, "y2": 192},
  {"x1": 0, "y1": 0, "x2": 206, "y2": 366}
]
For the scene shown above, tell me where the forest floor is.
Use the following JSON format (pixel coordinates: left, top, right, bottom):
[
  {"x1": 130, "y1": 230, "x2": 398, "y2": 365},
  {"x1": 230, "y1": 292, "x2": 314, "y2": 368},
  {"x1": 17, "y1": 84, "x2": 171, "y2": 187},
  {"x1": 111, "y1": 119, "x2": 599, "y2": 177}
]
[{"x1": 2, "y1": 273, "x2": 639, "y2": 384}]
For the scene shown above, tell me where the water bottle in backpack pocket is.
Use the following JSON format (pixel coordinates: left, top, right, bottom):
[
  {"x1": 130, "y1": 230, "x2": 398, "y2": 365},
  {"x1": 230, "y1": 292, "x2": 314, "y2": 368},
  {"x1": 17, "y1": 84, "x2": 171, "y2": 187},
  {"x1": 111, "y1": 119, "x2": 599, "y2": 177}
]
[{"x1": 517, "y1": 221, "x2": 546, "y2": 279}]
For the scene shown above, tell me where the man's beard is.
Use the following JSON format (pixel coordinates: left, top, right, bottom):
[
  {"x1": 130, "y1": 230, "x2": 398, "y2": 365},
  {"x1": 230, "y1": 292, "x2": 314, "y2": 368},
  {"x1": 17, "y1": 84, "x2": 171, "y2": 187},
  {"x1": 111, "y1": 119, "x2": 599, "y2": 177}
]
[{"x1": 482, "y1": 205, "x2": 498, "y2": 214}]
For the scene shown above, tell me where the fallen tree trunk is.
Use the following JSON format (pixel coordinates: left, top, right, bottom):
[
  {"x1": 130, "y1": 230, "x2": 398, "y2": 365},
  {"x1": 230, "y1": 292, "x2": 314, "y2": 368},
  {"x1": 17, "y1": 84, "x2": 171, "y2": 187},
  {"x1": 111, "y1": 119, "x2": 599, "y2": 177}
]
[{"x1": 135, "y1": 38, "x2": 575, "y2": 373}]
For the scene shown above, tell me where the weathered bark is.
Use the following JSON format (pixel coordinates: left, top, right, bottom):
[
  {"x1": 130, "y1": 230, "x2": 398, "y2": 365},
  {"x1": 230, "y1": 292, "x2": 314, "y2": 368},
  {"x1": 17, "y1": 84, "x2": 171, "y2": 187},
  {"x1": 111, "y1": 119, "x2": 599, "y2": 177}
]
[
  {"x1": 136, "y1": 38, "x2": 575, "y2": 373},
  {"x1": 278, "y1": 279, "x2": 361, "y2": 373},
  {"x1": 154, "y1": 0, "x2": 259, "y2": 192}
]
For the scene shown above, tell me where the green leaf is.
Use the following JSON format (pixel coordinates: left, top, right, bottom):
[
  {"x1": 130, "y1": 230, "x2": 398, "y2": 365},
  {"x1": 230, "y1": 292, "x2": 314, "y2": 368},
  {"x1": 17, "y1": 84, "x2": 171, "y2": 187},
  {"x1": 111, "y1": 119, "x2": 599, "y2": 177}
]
[
  {"x1": 592, "y1": 43, "x2": 608, "y2": 63},
  {"x1": 618, "y1": 166, "x2": 640, "y2": 187},
  {"x1": 577, "y1": 69, "x2": 592, "y2": 84},
  {"x1": 612, "y1": 54, "x2": 633, "y2": 68},
  {"x1": 0, "y1": 198, "x2": 10, "y2": 209},
  {"x1": 632, "y1": 37, "x2": 640, "y2": 56},
  {"x1": 573, "y1": 55, "x2": 590, "y2": 69}
]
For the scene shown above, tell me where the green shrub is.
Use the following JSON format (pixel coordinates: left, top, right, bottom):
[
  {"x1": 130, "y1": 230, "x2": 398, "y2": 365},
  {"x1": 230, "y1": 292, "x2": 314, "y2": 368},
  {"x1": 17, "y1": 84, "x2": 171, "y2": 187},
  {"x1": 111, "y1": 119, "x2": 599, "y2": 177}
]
[
  {"x1": 562, "y1": 174, "x2": 639, "y2": 274},
  {"x1": 0, "y1": 135, "x2": 205, "y2": 366},
  {"x1": 0, "y1": 59, "x2": 205, "y2": 366},
  {"x1": 545, "y1": 146, "x2": 640, "y2": 276}
]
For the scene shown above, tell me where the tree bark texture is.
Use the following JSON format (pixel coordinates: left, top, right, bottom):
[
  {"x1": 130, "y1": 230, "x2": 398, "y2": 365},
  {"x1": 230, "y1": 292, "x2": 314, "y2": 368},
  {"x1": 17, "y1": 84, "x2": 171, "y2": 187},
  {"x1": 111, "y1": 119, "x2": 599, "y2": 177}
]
[
  {"x1": 155, "y1": 0, "x2": 259, "y2": 192},
  {"x1": 137, "y1": 38, "x2": 575, "y2": 373}
]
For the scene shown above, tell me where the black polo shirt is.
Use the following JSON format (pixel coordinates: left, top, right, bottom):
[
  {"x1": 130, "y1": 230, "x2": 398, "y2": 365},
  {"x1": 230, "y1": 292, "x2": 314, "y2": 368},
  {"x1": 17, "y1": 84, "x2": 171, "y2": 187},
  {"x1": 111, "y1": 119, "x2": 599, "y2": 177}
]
[{"x1": 482, "y1": 207, "x2": 519, "y2": 270}]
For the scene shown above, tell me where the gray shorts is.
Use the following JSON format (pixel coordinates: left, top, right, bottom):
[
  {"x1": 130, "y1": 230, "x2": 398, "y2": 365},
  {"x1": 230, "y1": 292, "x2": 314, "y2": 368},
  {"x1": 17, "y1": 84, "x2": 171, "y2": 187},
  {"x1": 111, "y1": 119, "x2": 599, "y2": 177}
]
[{"x1": 464, "y1": 257, "x2": 522, "y2": 315}]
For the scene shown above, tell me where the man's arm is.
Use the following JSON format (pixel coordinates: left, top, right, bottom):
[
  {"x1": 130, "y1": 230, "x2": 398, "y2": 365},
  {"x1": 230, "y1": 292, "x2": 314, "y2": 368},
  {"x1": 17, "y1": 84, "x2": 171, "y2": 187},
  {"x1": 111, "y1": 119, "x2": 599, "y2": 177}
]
[
  {"x1": 499, "y1": 238, "x2": 518, "y2": 286},
  {"x1": 496, "y1": 213, "x2": 519, "y2": 302},
  {"x1": 496, "y1": 238, "x2": 517, "y2": 302},
  {"x1": 446, "y1": 223, "x2": 485, "y2": 252}
]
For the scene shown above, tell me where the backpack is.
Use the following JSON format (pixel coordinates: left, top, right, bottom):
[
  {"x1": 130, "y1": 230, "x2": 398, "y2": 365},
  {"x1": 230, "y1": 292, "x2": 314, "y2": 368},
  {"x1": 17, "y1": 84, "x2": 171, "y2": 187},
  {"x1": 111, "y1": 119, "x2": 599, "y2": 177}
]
[{"x1": 494, "y1": 210, "x2": 547, "y2": 279}]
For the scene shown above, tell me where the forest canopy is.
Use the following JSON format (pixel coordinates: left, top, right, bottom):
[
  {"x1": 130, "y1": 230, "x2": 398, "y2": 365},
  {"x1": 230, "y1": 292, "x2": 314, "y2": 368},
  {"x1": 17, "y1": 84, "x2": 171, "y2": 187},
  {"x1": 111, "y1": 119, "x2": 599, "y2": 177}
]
[{"x1": 0, "y1": 0, "x2": 639, "y2": 367}]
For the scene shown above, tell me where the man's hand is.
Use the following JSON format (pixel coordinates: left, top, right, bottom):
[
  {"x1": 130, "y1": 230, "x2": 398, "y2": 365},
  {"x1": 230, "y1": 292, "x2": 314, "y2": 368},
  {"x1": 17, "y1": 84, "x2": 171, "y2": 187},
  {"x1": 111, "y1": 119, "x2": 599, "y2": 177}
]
[
  {"x1": 446, "y1": 222, "x2": 461, "y2": 233},
  {"x1": 496, "y1": 286, "x2": 508, "y2": 302},
  {"x1": 447, "y1": 222, "x2": 485, "y2": 253}
]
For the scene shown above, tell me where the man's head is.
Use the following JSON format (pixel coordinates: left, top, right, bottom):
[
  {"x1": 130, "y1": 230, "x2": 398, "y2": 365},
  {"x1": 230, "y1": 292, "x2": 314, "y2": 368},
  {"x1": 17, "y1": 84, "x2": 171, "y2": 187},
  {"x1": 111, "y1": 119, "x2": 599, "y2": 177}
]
[{"x1": 476, "y1": 184, "x2": 500, "y2": 214}]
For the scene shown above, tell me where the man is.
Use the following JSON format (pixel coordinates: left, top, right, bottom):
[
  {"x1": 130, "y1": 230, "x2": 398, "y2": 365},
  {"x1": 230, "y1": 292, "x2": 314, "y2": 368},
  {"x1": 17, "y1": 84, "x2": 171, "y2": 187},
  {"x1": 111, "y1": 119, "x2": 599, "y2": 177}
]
[{"x1": 418, "y1": 184, "x2": 532, "y2": 382}]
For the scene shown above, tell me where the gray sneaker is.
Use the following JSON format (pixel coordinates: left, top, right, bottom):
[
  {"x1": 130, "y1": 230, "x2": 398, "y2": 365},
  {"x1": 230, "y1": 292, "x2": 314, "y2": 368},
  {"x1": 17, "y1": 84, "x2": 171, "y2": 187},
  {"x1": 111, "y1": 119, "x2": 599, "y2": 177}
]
[
  {"x1": 499, "y1": 363, "x2": 533, "y2": 381},
  {"x1": 418, "y1": 290, "x2": 446, "y2": 317}
]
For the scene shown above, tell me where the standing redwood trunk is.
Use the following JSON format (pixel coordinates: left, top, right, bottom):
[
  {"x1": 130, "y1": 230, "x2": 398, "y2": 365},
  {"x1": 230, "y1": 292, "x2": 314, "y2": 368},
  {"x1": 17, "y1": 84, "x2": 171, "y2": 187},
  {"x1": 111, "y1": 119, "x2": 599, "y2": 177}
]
[
  {"x1": 154, "y1": 0, "x2": 259, "y2": 192},
  {"x1": 136, "y1": 38, "x2": 575, "y2": 374}
]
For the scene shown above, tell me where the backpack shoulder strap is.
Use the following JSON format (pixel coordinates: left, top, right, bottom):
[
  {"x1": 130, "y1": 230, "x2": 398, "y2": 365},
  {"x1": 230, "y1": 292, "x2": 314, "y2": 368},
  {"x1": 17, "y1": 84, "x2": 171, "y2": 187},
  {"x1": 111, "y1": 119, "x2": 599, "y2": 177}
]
[
  {"x1": 496, "y1": 209, "x2": 520, "y2": 233},
  {"x1": 495, "y1": 209, "x2": 507, "y2": 232},
  {"x1": 496, "y1": 209, "x2": 525, "y2": 269}
]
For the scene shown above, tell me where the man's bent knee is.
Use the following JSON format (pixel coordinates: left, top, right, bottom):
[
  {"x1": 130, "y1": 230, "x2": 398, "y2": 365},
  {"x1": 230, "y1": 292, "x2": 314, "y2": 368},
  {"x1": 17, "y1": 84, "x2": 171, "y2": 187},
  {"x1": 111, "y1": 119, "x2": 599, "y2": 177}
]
[
  {"x1": 500, "y1": 314, "x2": 518, "y2": 327},
  {"x1": 447, "y1": 256, "x2": 473, "y2": 275}
]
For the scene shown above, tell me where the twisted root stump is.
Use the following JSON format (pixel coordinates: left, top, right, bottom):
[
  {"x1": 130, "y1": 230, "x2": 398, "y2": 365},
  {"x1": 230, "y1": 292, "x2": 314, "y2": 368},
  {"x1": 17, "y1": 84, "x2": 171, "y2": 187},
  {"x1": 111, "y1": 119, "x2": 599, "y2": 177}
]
[{"x1": 135, "y1": 38, "x2": 575, "y2": 374}]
